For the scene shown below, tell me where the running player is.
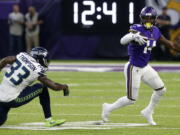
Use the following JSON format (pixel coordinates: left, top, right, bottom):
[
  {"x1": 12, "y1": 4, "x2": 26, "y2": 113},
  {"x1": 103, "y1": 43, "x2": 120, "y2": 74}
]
[
  {"x1": 102, "y1": 6, "x2": 180, "y2": 125},
  {"x1": 0, "y1": 47, "x2": 69, "y2": 127}
]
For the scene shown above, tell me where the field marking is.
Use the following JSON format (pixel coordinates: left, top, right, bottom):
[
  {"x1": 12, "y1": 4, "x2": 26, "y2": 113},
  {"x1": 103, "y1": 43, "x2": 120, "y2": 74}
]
[
  {"x1": 0, "y1": 121, "x2": 149, "y2": 130},
  {"x1": 1, "y1": 121, "x2": 180, "y2": 131},
  {"x1": 51, "y1": 63, "x2": 180, "y2": 66},
  {"x1": 48, "y1": 63, "x2": 180, "y2": 72},
  {"x1": 9, "y1": 112, "x2": 180, "y2": 118}
]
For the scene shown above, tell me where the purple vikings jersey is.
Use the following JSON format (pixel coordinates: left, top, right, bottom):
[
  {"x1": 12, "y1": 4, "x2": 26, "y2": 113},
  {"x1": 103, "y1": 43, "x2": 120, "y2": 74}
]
[{"x1": 128, "y1": 24, "x2": 161, "y2": 67}]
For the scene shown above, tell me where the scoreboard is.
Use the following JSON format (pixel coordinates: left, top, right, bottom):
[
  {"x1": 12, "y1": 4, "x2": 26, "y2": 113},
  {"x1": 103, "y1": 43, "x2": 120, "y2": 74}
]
[{"x1": 62, "y1": 0, "x2": 142, "y2": 35}]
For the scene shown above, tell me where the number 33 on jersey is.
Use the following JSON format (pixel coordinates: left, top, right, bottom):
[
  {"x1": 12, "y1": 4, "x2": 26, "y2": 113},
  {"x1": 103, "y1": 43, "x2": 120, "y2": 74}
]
[{"x1": 4, "y1": 52, "x2": 46, "y2": 86}]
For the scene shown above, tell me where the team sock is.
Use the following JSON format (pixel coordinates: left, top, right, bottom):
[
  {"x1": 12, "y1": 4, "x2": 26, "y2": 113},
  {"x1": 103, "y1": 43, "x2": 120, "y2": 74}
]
[
  {"x1": 39, "y1": 86, "x2": 52, "y2": 118},
  {"x1": 108, "y1": 96, "x2": 135, "y2": 112},
  {"x1": 145, "y1": 89, "x2": 166, "y2": 112}
]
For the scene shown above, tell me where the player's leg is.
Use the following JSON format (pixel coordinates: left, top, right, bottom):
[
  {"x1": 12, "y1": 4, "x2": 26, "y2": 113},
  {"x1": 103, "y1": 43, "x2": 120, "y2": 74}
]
[
  {"x1": 10, "y1": 83, "x2": 65, "y2": 127},
  {"x1": 0, "y1": 106, "x2": 10, "y2": 126},
  {"x1": 10, "y1": 83, "x2": 44, "y2": 107},
  {"x1": 10, "y1": 83, "x2": 52, "y2": 117},
  {"x1": 102, "y1": 62, "x2": 142, "y2": 122},
  {"x1": 38, "y1": 86, "x2": 66, "y2": 127},
  {"x1": 141, "y1": 65, "x2": 166, "y2": 125},
  {"x1": 38, "y1": 85, "x2": 51, "y2": 119}
]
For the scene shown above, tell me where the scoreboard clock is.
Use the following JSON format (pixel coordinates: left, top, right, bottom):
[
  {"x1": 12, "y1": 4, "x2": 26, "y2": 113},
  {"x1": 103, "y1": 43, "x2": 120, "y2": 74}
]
[{"x1": 62, "y1": 0, "x2": 142, "y2": 35}]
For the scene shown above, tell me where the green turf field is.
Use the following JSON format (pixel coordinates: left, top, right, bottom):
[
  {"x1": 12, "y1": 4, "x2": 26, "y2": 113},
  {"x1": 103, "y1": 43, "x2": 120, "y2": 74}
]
[{"x1": 0, "y1": 65, "x2": 180, "y2": 135}]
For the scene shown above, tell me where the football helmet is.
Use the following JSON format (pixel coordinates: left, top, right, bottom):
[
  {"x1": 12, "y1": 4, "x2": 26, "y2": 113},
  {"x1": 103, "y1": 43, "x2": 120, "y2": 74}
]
[
  {"x1": 140, "y1": 6, "x2": 157, "y2": 29},
  {"x1": 30, "y1": 47, "x2": 49, "y2": 67}
]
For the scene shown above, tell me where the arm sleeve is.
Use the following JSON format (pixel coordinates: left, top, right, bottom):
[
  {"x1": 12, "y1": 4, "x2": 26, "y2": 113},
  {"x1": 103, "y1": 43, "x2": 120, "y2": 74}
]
[
  {"x1": 120, "y1": 24, "x2": 139, "y2": 45},
  {"x1": 120, "y1": 33, "x2": 134, "y2": 45}
]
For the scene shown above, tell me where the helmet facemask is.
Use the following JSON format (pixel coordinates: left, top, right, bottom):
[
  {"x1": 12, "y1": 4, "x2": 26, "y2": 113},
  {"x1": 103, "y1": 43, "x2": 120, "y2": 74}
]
[
  {"x1": 140, "y1": 7, "x2": 157, "y2": 29},
  {"x1": 30, "y1": 47, "x2": 49, "y2": 68},
  {"x1": 36, "y1": 55, "x2": 49, "y2": 68},
  {"x1": 140, "y1": 15, "x2": 156, "y2": 29}
]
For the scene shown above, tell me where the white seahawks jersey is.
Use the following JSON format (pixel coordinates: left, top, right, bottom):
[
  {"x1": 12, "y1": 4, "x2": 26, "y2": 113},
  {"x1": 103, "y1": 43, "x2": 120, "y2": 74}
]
[{"x1": 0, "y1": 52, "x2": 47, "y2": 102}]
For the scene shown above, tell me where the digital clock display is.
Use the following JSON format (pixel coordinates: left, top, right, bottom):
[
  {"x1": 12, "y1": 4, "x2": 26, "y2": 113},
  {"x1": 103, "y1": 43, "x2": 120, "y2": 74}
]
[
  {"x1": 73, "y1": 1, "x2": 118, "y2": 25},
  {"x1": 62, "y1": 0, "x2": 141, "y2": 35}
]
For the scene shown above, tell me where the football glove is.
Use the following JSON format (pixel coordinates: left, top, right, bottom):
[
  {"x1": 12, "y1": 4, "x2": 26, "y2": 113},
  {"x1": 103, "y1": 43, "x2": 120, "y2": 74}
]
[
  {"x1": 132, "y1": 32, "x2": 148, "y2": 45},
  {"x1": 63, "y1": 85, "x2": 69, "y2": 96}
]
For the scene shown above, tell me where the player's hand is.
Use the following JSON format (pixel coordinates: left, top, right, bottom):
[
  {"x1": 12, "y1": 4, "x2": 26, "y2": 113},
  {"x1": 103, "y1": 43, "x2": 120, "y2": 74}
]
[
  {"x1": 132, "y1": 32, "x2": 148, "y2": 45},
  {"x1": 63, "y1": 84, "x2": 69, "y2": 96},
  {"x1": 173, "y1": 42, "x2": 180, "y2": 52}
]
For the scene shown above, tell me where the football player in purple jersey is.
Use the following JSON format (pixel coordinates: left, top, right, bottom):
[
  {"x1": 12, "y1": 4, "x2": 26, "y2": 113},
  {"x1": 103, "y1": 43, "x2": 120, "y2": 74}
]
[{"x1": 102, "y1": 6, "x2": 180, "y2": 125}]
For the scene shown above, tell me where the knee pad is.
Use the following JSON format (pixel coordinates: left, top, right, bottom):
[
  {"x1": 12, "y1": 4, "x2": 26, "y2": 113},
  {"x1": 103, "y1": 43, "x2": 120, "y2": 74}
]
[{"x1": 155, "y1": 87, "x2": 166, "y2": 96}]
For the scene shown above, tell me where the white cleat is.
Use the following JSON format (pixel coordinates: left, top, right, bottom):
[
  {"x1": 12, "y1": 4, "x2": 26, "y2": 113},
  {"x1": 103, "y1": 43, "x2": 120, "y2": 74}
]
[
  {"x1": 141, "y1": 109, "x2": 157, "y2": 126},
  {"x1": 102, "y1": 103, "x2": 110, "y2": 122}
]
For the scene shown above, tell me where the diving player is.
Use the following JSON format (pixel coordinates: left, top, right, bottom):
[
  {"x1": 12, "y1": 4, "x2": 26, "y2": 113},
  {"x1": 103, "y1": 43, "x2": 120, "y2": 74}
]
[
  {"x1": 0, "y1": 47, "x2": 69, "y2": 127},
  {"x1": 102, "y1": 6, "x2": 180, "y2": 125}
]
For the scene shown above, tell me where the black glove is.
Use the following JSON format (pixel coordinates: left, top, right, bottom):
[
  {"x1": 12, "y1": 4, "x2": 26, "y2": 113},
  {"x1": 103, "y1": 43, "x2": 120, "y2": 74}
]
[{"x1": 63, "y1": 85, "x2": 69, "y2": 96}]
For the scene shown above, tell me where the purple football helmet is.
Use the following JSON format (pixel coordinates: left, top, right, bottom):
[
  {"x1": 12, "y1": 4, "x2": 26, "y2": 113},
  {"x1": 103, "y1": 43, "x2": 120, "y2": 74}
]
[{"x1": 140, "y1": 6, "x2": 157, "y2": 29}]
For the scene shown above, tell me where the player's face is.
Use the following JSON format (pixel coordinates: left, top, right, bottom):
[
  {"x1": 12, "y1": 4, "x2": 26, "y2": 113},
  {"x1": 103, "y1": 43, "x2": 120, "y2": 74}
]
[{"x1": 142, "y1": 16, "x2": 155, "y2": 29}]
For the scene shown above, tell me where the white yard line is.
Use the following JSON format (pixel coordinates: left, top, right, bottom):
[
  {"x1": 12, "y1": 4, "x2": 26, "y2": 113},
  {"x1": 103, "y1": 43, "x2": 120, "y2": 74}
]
[
  {"x1": 9, "y1": 112, "x2": 180, "y2": 118},
  {"x1": 1, "y1": 121, "x2": 180, "y2": 130},
  {"x1": 50, "y1": 63, "x2": 180, "y2": 66}
]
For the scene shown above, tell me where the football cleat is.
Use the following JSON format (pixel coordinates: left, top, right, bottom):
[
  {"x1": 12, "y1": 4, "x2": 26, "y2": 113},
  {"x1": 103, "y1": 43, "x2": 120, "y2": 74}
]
[
  {"x1": 45, "y1": 118, "x2": 66, "y2": 127},
  {"x1": 141, "y1": 109, "x2": 157, "y2": 125},
  {"x1": 101, "y1": 103, "x2": 111, "y2": 122}
]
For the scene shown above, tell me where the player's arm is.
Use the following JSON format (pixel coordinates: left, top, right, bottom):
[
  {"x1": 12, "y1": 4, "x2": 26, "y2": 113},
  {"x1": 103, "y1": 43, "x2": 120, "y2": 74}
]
[
  {"x1": 156, "y1": 16, "x2": 171, "y2": 26},
  {"x1": 38, "y1": 75, "x2": 69, "y2": 96},
  {"x1": 120, "y1": 30, "x2": 147, "y2": 45},
  {"x1": 0, "y1": 56, "x2": 16, "y2": 71},
  {"x1": 158, "y1": 35, "x2": 180, "y2": 51}
]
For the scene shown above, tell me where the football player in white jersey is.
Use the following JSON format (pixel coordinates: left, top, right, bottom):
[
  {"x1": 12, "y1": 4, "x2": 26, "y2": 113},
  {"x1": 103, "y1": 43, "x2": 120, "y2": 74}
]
[{"x1": 0, "y1": 47, "x2": 69, "y2": 127}]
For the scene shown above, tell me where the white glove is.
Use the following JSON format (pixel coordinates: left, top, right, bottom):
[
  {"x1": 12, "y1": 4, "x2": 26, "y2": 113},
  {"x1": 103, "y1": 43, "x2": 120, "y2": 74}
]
[{"x1": 132, "y1": 32, "x2": 148, "y2": 45}]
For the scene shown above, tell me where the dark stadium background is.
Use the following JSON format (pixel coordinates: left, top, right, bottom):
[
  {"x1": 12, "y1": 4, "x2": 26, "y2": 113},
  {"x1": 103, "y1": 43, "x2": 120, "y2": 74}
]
[{"x1": 0, "y1": 0, "x2": 179, "y2": 60}]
